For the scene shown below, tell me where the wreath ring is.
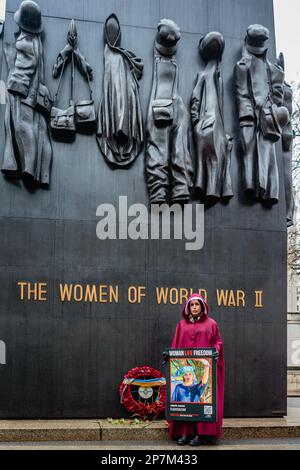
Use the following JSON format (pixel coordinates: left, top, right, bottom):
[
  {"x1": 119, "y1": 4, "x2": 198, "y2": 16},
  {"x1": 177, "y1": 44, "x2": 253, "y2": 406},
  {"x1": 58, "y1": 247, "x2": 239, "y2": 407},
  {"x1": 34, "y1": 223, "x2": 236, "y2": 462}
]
[{"x1": 119, "y1": 366, "x2": 166, "y2": 420}]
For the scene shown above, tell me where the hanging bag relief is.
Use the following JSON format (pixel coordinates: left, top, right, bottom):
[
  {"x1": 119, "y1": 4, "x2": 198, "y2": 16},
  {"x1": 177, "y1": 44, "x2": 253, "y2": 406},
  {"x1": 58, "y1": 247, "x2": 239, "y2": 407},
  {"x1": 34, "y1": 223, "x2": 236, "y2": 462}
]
[
  {"x1": 37, "y1": 83, "x2": 53, "y2": 117},
  {"x1": 50, "y1": 54, "x2": 76, "y2": 142},
  {"x1": 75, "y1": 71, "x2": 96, "y2": 134}
]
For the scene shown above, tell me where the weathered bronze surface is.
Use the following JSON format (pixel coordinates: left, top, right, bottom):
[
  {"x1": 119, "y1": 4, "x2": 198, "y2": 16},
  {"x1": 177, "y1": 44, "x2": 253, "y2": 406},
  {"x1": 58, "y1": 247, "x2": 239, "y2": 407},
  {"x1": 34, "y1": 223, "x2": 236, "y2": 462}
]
[
  {"x1": 277, "y1": 53, "x2": 294, "y2": 227},
  {"x1": 51, "y1": 19, "x2": 95, "y2": 140},
  {"x1": 145, "y1": 19, "x2": 193, "y2": 204},
  {"x1": 235, "y1": 24, "x2": 288, "y2": 204},
  {"x1": 191, "y1": 32, "x2": 233, "y2": 200},
  {"x1": 53, "y1": 19, "x2": 93, "y2": 81},
  {"x1": 97, "y1": 13, "x2": 144, "y2": 168},
  {"x1": 2, "y1": 0, "x2": 52, "y2": 186}
]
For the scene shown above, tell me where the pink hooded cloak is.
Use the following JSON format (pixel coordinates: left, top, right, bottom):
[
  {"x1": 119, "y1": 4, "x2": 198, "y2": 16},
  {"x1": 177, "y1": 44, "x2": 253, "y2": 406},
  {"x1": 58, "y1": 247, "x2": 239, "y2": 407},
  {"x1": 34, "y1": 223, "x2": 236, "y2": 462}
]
[{"x1": 168, "y1": 293, "x2": 225, "y2": 438}]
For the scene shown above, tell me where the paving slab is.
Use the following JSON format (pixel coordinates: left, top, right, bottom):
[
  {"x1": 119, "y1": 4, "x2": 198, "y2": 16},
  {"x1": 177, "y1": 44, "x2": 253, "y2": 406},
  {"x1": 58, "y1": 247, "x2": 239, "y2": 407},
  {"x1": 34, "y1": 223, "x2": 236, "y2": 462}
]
[{"x1": 0, "y1": 438, "x2": 300, "y2": 450}]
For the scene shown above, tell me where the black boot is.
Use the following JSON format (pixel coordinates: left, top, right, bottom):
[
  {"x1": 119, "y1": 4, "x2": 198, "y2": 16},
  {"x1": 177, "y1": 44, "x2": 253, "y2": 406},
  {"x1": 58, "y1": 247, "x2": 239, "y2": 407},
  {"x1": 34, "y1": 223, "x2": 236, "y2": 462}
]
[
  {"x1": 189, "y1": 435, "x2": 203, "y2": 446},
  {"x1": 177, "y1": 435, "x2": 191, "y2": 445}
]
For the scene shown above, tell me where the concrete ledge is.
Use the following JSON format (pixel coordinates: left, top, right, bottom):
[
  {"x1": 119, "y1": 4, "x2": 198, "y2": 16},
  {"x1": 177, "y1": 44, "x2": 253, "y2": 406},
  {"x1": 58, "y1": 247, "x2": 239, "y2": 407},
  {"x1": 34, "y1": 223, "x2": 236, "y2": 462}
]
[
  {"x1": 222, "y1": 418, "x2": 300, "y2": 439},
  {"x1": 99, "y1": 420, "x2": 167, "y2": 441},
  {"x1": 0, "y1": 418, "x2": 299, "y2": 442},
  {"x1": 100, "y1": 418, "x2": 300, "y2": 441},
  {"x1": 0, "y1": 420, "x2": 100, "y2": 442}
]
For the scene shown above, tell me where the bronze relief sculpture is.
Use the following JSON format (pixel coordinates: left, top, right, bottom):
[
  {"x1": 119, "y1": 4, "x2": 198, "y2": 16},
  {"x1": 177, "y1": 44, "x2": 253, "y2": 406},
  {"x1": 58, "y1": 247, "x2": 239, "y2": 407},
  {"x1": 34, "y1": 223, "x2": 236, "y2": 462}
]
[
  {"x1": 145, "y1": 19, "x2": 193, "y2": 204},
  {"x1": 51, "y1": 19, "x2": 95, "y2": 141},
  {"x1": 97, "y1": 14, "x2": 144, "y2": 168},
  {"x1": 276, "y1": 53, "x2": 294, "y2": 227},
  {"x1": 2, "y1": 0, "x2": 52, "y2": 187},
  {"x1": 235, "y1": 24, "x2": 289, "y2": 204},
  {"x1": 191, "y1": 32, "x2": 233, "y2": 201}
]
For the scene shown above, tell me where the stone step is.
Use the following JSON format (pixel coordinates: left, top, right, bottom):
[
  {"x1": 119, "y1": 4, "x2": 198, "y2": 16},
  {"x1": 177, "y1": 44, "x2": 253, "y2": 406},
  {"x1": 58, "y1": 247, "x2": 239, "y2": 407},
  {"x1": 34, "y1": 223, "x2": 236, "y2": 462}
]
[{"x1": 0, "y1": 418, "x2": 300, "y2": 442}]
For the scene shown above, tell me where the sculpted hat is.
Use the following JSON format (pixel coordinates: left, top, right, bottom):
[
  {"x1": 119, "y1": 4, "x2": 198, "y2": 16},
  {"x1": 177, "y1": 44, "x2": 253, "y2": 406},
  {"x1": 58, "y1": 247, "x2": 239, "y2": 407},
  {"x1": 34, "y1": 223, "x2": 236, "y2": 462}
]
[
  {"x1": 199, "y1": 31, "x2": 225, "y2": 62},
  {"x1": 267, "y1": 105, "x2": 289, "y2": 140},
  {"x1": 14, "y1": 0, "x2": 43, "y2": 34},
  {"x1": 246, "y1": 24, "x2": 269, "y2": 55}
]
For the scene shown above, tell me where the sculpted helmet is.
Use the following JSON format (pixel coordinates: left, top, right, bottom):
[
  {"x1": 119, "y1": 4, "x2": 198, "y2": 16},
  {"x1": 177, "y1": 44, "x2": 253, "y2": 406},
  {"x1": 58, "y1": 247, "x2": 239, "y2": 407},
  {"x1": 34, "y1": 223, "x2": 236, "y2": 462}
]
[{"x1": 14, "y1": 0, "x2": 43, "y2": 34}]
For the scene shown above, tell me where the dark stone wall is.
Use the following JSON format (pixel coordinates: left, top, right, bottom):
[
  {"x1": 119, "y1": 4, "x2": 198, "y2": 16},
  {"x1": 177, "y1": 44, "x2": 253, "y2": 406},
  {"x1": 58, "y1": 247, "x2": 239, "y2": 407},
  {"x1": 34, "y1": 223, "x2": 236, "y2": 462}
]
[{"x1": 0, "y1": 0, "x2": 287, "y2": 418}]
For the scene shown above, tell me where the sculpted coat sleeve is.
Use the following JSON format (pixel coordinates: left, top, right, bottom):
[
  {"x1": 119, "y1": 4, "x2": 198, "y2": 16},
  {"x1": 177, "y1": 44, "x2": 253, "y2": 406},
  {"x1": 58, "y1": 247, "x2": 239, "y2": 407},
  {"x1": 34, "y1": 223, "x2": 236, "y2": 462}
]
[
  {"x1": 235, "y1": 59, "x2": 256, "y2": 192},
  {"x1": 235, "y1": 61, "x2": 255, "y2": 124},
  {"x1": 190, "y1": 72, "x2": 203, "y2": 127},
  {"x1": 73, "y1": 48, "x2": 93, "y2": 80},
  {"x1": 270, "y1": 64, "x2": 284, "y2": 106},
  {"x1": 7, "y1": 34, "x2": 38, "y2": 98},
  {"x1": 52, "y1": 44, "x2": 72, "y2": 77}
]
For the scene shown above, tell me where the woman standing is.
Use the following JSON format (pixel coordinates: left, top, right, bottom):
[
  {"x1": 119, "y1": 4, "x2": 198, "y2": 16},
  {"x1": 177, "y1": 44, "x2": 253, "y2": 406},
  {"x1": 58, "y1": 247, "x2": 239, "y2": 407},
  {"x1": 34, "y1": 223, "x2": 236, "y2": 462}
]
[{"x1": 168, "y1": 293, "x2": 225, "y2": 446}]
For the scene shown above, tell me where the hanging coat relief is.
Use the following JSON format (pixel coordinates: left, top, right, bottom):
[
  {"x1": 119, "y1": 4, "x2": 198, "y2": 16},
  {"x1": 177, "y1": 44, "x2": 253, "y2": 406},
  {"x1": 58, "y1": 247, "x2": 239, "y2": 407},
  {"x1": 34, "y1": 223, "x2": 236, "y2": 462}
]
[
  {"x1": 235, "y1": 24, "x2": 289, "y2": 204},
  {"x1": 145, "y1": 19, "x2": 193, "y2": 204},
  {"x1": 97, "y1": 14, "x2": 144, "y2": 168},
  {"x1": 2, "y1": 0, "x2": 52, "y2": 187},
  {"x1": 277, "y1": 53, "x2": 294, "y2": 227},
  {"x1": 191, "y1": 32, "x2": 233, "y2": 201}
]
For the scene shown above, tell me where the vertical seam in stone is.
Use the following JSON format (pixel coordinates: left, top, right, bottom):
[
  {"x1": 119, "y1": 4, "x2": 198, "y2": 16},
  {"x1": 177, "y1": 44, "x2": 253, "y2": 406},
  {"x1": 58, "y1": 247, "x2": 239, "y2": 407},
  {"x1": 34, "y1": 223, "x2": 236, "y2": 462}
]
[{"x1": 96, "y1": 420, "x2": 102, "y2": 441}]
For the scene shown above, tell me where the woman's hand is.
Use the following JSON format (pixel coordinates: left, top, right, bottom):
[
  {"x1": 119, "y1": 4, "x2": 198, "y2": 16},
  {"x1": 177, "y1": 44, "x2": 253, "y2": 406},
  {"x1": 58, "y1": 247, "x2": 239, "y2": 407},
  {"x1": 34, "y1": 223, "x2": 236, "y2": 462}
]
[
  {"x1": 212, "y1": 350, "x2": 219, "y2": 362},
  {"x1": 162, "y1": 351, "x2": 169, "y2": 364}
]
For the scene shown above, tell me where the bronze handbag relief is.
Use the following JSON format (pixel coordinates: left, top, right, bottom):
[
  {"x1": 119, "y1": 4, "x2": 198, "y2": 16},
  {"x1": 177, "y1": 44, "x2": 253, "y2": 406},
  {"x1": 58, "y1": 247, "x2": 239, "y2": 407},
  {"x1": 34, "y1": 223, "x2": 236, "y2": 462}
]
[
  {"x1": 75, "y1": 73, "x2": 96, "y2": 133},
  {"x1": 152, "y1": 99, "x2": 174, "y2": 127},
  {"x1": 50, "y1": 56, "x2": 76, "y2": 142},
  {"x1": 37, "y1": 83, "x2": 53, "y2": 118}
]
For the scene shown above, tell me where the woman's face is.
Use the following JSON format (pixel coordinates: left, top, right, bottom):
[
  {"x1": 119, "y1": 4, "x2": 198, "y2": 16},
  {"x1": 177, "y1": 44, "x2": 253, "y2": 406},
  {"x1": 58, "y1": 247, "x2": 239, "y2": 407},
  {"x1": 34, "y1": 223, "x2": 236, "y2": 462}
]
[
  {"x1": 183, "y1": 372, "x2": 194, "y2": 386},
  {"x1": 189, "y1": 300, "x2": 201, "y2": 317}
]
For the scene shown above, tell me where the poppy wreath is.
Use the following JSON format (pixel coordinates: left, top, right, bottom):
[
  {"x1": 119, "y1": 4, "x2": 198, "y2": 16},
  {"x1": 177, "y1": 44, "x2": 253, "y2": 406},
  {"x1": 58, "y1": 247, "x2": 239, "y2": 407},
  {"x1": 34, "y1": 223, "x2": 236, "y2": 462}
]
[{"x1": 119, "y1": 366, "x2": 166, "y2": 420}]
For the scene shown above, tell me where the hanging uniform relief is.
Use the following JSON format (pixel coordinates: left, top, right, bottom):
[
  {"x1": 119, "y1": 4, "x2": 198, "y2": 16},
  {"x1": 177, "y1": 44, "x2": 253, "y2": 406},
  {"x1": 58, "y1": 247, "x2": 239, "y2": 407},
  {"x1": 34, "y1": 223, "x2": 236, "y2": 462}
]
[
  {"x1": 276, "y1": 53, "x2": 294, "y2": 227},
  {"x1": 97, "y1": 14, "x2": 144, "y2": 168},
  {"x1": 145, "y1": 19, "x2": 193, "y2": 204},
  {"x1": 235, "y1": 24, "x2": 289, "y2": 204},
  {"x1": 191, "y1": 32, "x2": 233, "y2": 201},
  {"x1": 2, "y1": 1, "x2": 52, "y2": 187}
]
